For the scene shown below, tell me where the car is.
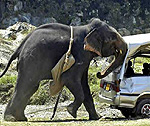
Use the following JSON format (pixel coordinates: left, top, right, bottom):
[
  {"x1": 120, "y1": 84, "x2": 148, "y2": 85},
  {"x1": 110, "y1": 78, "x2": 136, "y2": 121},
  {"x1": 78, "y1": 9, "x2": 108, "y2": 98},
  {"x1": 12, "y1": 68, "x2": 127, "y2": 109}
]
[{"x1": 99, "y1": 33, "x2": 150, "y2": 118}]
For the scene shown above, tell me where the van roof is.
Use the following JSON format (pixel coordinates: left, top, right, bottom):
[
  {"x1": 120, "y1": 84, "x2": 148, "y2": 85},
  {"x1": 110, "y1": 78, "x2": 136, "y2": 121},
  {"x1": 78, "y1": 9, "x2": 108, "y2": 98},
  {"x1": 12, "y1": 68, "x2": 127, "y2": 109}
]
[{"x1": 123, "y1": 33, "x2": 150, "y2": 57}]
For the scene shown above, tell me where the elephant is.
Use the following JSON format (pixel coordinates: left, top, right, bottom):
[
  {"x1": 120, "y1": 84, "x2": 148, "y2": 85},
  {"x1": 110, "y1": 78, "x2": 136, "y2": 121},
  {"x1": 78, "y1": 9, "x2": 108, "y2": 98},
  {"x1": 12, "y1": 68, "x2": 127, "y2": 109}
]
[{"x1": 0, "y1": 18, "x2": 127, "y2": 121}]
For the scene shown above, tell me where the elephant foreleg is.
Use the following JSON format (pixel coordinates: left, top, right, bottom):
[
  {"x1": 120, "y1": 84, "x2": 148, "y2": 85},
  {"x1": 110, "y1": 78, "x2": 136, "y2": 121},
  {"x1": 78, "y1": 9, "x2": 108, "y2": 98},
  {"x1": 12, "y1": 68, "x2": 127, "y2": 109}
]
[{"x1": 81, "y1": 69, "x2": 100, "y2": 120}]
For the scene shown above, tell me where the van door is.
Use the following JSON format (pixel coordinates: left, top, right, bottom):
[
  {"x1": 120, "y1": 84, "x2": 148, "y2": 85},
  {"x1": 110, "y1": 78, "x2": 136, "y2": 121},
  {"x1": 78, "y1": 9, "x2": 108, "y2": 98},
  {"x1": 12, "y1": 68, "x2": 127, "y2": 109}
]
[{"x1": 121, "y1": 76, "x2": 150, "y2": 94}]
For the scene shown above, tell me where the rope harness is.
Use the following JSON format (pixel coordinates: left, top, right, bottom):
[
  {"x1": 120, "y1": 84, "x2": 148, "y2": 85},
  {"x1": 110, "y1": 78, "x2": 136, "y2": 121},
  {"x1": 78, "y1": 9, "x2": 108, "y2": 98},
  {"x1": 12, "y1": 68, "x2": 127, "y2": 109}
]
[
  {"x1": 50, "y1": 26, "x2": 75, "y2": 96},
  {"x1": 63, "y1": 26, "x2": 74, "y2": 71},
  {"x1": 50, "y1": 26, "x2": 75, "y2": 119}
]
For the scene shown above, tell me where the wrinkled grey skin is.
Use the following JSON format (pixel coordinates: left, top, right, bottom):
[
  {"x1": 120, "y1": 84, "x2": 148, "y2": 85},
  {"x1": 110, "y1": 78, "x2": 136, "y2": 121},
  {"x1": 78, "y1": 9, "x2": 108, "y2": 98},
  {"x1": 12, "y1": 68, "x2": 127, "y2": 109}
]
[{"x1": 0, "y1": 18, "x2": 127, "y2": 121}]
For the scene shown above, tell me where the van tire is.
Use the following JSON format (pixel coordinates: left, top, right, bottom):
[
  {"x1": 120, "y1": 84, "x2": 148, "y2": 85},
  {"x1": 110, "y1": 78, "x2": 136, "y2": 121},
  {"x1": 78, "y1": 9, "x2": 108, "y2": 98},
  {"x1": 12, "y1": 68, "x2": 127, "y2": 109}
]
[
  {"x1": 120, "y1": 108, "x2": 130, "y2": 118},
  {"x1": 120, "y1": 109, "x2": 130, "y2": 118},
  {"x1": 135, "y1": 99, "x2": 150, "y2": 118},
  {"x1": 120, "y1": 108, "x2": 135, "y2": 118}
]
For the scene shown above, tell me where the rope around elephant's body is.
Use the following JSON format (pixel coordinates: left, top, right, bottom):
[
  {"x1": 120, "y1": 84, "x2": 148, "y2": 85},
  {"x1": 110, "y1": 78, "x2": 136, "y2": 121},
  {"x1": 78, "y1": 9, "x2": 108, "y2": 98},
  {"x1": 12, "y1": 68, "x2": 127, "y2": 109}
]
[
  {"x1": 51, "y1": 26, "x2": 74, "y2": 120},
  {"x1": 65, "y1": 26, "x2": 74, "y2": 64}
]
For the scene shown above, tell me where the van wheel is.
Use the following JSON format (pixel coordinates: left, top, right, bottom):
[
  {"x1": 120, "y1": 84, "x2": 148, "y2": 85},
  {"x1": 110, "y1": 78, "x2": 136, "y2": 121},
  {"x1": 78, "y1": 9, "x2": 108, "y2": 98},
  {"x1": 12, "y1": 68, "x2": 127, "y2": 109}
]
[
  {"x1": 120, "y1": 108, "x2": 130, "y2": 118},
  {"x1": 120, "y1": 109, "x2": 130, "y2": 118},
  {"x1": 136, "y1": 99, "x2": 150, "y2": 118},
  {"x1": 120, "y1": 108, "x2": 135, "y2": 118}
]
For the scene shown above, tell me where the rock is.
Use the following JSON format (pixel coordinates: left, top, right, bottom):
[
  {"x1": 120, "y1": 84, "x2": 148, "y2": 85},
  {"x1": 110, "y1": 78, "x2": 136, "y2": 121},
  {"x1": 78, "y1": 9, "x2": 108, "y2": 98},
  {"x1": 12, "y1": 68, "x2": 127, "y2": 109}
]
[
  {"x1": 14, "y1": 1, "x2": 23, "y2": 12},
  {"x1": 70, "y1": 17, "x2": 81, "y2": 26},
  {"x1": 6, "y1": 1, "x2": 14, "y2": 12},
  {"x1": 132, "y1": 28, "x2": 142, "y2": 35},
  {"x1": 0, "y1": 84, "x2": 13, "y2": 92},
  {"x1": 31, "y1": 16, "x2": 41, "y2": 26},
  {"x1": 42, "y1": 17, "x2": 57, "y2": 24},
  {"x1": 144, "y1": 28, "x2": 150, "y2": 33},
  {"x1": 7, "y1": 22, "x2": 35, "y2": 33},
  {"x1": 132, "y1": 17, "x2": 136, "y2": 24},
  {"x1": 1, "y1": 22, "x2": 35, "y2": 41},
  {"x1": 0, "y1": 0, "x2": 150, "y2": 35},
  {"x1": 19, "y1": 13, "x2": 32, "y2": 23},
  {"x1": 0, "y1": 1, "x2": 5, "y2": 22},
  {"x1": 0, "y1": 22, "x2": 36, "y2": 74},
  {"x1": 2, "y1": 16, "x2": 19, "y2": 28},
  {"x1": 118, "y1": 28, "x2": 130, "y2": 36}
]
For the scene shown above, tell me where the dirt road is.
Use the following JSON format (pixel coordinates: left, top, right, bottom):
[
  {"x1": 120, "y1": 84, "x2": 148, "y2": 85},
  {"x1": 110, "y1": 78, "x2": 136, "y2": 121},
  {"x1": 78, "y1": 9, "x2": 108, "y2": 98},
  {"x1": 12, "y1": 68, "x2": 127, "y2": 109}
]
[
  {"x1": 0, "y1": 101, "x2": 123, "y2": 121},
  {"x1": 1, "y1": 102, "x2": 150, "y2": 126}
]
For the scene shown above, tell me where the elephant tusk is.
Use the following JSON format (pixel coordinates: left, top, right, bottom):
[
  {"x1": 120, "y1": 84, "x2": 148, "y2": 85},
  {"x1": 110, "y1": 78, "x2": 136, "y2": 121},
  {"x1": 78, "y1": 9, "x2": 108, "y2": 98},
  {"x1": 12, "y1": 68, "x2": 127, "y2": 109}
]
[{"x1": 120, "y1": 49, "x2": 122, "y2": 54}]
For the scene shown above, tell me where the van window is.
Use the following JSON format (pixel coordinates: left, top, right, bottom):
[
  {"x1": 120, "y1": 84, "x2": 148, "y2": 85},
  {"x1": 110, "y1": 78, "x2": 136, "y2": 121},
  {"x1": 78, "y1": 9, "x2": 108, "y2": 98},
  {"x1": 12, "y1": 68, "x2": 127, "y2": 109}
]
[{"x1": 125, "y1": 57, "x2": 150, "y2": 77}]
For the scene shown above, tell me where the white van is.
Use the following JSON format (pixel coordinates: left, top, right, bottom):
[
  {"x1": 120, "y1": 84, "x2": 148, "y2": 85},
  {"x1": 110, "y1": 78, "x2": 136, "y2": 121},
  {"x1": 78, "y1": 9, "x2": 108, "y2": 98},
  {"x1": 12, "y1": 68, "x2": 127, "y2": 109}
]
[{"x1": 99, "y1": 33, "x2": 150, "y2": 118}]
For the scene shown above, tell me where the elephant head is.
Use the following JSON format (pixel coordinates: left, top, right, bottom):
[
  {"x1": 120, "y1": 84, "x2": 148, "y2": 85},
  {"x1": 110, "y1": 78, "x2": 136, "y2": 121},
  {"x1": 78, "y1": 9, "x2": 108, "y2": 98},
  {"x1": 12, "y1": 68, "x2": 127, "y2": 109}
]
[{"x1": 84, "y1": 19, "x2": 127, "y2": 79}]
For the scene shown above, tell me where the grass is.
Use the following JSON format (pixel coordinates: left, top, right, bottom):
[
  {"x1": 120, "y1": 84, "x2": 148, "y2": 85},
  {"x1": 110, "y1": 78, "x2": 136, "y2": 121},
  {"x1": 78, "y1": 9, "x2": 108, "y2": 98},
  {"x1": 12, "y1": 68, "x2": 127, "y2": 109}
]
[
  {"x1": 0, "y1": 75, "x2": 17, "y2": 86},
  {"x1": 88, "y1": 64, "x2": 100, "y2": 101},
  {"x1": 0, "y1": 63, "x2": 100, "y2": 105},
  {"x1": 1, "y1": 56, "x2": 150, "y2": 105},
  {"x1": 1, "y1": 118, "x2": 150, "y2": 126}
]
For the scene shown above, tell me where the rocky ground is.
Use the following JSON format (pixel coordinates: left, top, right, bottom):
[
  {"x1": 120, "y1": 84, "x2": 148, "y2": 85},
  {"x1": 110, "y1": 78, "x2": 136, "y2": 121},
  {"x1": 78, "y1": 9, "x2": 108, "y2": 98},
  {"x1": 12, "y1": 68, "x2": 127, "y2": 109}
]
[
  {"x1": 0, "y1": 22, "x2": 35, "y2": 73},
  {"x1": 0, "y1": 101, "x2": 124, "y2": 121}
]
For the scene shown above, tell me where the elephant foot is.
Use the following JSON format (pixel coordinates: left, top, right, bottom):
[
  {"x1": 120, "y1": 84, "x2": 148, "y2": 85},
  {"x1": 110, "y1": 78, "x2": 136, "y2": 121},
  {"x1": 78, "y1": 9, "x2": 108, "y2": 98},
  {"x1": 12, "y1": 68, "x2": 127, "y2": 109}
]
[
  {"x1": 89, "y1": 114, "x2": 102, "y2": 120},
  {"x1": 89, "y1": 114, "x2": 101, "y2": 120},
  {"x1": 4, "y1": 114, "x2": 27, "y2": 122},
  {"x1": 67, "y1": 104, "x2": 77, "y2": 118}
]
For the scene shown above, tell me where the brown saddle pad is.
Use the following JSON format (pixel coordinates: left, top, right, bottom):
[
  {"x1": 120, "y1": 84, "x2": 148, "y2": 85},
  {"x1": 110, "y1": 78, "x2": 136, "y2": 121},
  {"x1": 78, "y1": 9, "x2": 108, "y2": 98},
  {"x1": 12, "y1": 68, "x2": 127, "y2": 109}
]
[{"x1": 49, "y1": 53, "x2": 75, "y2": 96}]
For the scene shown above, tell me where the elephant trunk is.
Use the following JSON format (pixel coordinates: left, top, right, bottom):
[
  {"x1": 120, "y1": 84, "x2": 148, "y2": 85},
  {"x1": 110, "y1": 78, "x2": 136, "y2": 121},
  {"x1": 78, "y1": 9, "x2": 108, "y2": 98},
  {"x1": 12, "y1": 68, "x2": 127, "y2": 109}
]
[{"x1": 97, "y1": 35, "x2": 127, "y2": 79}]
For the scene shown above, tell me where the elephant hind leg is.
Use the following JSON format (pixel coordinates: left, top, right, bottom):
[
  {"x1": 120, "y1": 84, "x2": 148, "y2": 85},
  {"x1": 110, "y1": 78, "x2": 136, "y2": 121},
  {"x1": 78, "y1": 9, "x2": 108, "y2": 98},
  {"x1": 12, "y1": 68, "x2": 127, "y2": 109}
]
[
  {"x1": 4, "y1": 73, "x2": 40, "y2": 121},
  {"x1": 65, "y1": 80, "x2": 84, "y2": 118}
]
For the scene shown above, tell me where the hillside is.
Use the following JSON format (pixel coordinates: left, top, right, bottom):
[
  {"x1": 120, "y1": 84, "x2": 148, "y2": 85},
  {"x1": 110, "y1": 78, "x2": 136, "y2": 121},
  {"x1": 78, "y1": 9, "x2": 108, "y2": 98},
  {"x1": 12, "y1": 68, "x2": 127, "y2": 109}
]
[{"x1": 1, "y1": 0, "x2": 150, "y2": 35}]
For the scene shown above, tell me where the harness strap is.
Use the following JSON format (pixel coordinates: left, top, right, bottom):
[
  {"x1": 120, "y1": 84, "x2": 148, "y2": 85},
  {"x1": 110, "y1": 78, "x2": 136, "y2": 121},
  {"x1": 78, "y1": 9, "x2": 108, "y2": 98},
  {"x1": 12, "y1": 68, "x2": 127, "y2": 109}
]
[
  {"x1": 65, "y1": 26, "x2": 74, "y2": 63},
  {"x1": 51, "y1": 26, "x2": 75, "y2": 120}
]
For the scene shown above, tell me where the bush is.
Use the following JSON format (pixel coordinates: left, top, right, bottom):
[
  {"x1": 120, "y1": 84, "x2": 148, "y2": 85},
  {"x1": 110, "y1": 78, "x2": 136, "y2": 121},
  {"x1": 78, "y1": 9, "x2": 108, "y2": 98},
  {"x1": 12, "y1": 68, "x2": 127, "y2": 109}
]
[
  {"x1": 0, "y1": 75, "x2": 16, "y2": 104},
  {"x1": 0, "y1": 75, "x2": 16, "y2": 85},
  {"x1": 88, "y1": 64, "x2": 100, "y2": 101},
  {"x1": 0, "y1": 64, "x2": 100, "y2": 105}
]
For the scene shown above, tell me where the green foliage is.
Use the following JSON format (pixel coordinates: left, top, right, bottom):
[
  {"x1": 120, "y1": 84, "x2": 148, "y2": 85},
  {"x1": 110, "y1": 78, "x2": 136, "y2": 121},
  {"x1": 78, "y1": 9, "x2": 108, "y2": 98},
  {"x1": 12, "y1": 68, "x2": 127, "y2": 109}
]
[
  {"x1": 131, "y1": 57, "x2": 150, "y2": 73},
  {"x1": 0, "y1": 75, "x2": 16, "y2": 104},
  {"x1": 29, "y1": 81, "x2": 71, "y2": 105},
  {"x1": 0, "y1": 62, "x2": 100, "y2": 104},
  {"x1": 88, "y1": 64, "x2": 100, "y2": 101},
  {"x1": 0, "y1": 75, "x2": 17, "y2": 85},
  {"x1": 29, "y1": 81, "x2": 50, "y2": 105},
  {"x1": 2, "y1": 57, "x2": 150, "y2": 105}
]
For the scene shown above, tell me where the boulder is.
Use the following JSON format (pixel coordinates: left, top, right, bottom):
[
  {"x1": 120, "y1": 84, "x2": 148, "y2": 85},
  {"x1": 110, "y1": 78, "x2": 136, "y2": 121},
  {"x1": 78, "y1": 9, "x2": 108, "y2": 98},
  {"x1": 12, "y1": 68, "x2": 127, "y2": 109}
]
[
  {"x1": 118, "y1": 28, "x2": 131, "y2": 36},
  {"x1": 0, "y1": 22, "x2": 36, "y2": 75},
  {"x1": 70, "y1": 17, "x2": 82, "y2": 26},
  {"x1": 14, "y1": 1, "x2": 23, "y2": 12},
  {"x1": 132, "y1": 28, "x2": 142, "y2": 35},
  {"x1": 144, "y1": 28, "x2": 150, "y2": 33},
  {"x1": 42, "y1": 17, "x2": 57, "y2": 24}
]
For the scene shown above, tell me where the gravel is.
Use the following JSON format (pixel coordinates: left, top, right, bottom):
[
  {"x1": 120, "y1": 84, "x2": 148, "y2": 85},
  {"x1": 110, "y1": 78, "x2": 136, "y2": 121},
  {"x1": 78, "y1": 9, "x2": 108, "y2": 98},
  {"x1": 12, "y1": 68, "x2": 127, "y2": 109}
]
[{"x1": 0, "y1": 101, "x2": 124, "y2": 121}]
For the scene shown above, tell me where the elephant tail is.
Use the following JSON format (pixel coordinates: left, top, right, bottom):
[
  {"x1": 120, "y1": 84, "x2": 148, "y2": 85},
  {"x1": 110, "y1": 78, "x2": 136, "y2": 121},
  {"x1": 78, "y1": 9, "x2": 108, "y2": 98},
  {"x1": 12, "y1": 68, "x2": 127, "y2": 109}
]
[
  {"x1": 0, "y1": 51, "x2": 19, "y2": 78},
  {"x1": 0, "y1": 32, "x2": 32, "y2": 78}
]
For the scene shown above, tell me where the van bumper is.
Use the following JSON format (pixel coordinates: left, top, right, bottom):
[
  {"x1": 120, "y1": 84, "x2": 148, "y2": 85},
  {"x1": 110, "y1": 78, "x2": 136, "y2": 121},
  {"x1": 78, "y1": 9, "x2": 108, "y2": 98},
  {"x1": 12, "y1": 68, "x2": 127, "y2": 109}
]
[
  {"x1": 99, "y1": 93, "x2": 120, "y2": 105},
  {"x1": 99, "y1": 92, "x2": 137, "y2": 108}
]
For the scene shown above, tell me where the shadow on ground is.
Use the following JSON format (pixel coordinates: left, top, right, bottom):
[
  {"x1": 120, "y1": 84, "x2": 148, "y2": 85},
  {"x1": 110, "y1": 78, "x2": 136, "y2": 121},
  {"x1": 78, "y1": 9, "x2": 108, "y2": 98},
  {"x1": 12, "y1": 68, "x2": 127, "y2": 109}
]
[{"x1": 30, "y1": 117, "x2": 144, "y2": 123}]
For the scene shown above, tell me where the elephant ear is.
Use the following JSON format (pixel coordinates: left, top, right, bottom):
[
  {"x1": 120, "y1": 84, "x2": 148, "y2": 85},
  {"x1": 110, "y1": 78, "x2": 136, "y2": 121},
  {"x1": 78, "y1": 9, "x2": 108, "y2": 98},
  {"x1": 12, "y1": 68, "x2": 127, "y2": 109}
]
[{"x1": 84, "y1": 28, "x2": 103, "y2": 57}]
